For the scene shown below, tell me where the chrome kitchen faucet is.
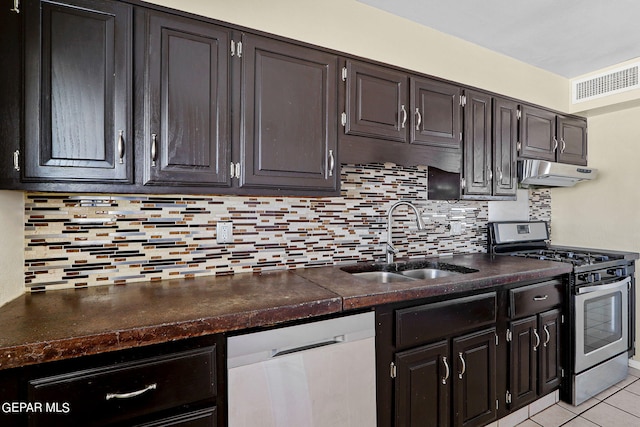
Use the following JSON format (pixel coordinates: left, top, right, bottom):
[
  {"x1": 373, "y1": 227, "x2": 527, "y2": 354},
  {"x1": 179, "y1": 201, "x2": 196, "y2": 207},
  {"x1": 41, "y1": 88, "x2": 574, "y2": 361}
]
[{"x1": 385, "y1": 201, "x2": 426, "y2": 264}]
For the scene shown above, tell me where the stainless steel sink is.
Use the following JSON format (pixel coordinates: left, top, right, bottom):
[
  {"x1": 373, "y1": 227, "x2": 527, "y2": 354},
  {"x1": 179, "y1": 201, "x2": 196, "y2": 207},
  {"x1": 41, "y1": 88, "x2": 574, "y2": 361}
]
[
  {"x1": 352, "y1": 271, "x2": 416, "y2": 283},
  {"x1": 342, "y1": 260, "x2": 478, "y2": 283},
  {"x1": 400, "y1": 268, "x2": 462, "y2": 280}
]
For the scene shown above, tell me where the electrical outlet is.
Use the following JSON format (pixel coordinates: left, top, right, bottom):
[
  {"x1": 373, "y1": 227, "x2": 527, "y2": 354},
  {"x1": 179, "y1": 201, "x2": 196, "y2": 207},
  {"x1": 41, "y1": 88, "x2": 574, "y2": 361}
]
[{"x1": 217, "y1": 221, "x2": 233, "y2": 244}]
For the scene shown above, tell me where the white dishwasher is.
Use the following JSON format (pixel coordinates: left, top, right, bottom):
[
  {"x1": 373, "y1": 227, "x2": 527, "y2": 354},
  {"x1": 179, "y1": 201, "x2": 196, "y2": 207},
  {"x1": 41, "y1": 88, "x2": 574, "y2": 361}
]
[{"x1": 227, "y1": 311, "x2": 376, "y2": 427}]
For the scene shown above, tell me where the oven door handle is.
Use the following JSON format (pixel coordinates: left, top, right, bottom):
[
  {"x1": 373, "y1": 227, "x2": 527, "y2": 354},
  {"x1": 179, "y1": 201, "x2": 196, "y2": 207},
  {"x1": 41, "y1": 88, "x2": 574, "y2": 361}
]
[{"x1": 576, "y1": 276, "x2": 631, "y2": 294}]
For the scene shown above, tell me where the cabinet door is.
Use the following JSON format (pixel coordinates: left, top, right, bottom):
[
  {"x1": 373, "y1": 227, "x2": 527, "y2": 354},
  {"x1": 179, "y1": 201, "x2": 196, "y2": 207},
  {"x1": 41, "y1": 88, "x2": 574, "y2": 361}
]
[
  {"x1": 452, "y1": 328, "x2": 496, "y2": 427},
  {"x1": 411, "y1": 78, "x2": 462, "y2": 150},
  {"x1": 519, "y1": 105, "x2": 557, "y2": 162},
  {"x1": 24, "y1": 0, "x2": 133, "y2": 183},
  {"x1": 240, "y1": 35, "x2": 338, "y2": 191},
  {"x1": 395, "y1": 341, "x2": 450, "y2": 427},
  {"x1": 463, "y1": 90, "x2": 492, "y2": 196},
  {"x1": 539, "y1": 309, "x2": 562, "y2": 395},
  {"x1": 557, "y1": 116, "x2": 588, "y2": 166},
  {"x1": 509, "y1": 316, "x2": 538, "y2": 409},
  {"x1": 140, "y1": 10, "x2": 230, "y2": 187},
  {"x1": 493, "y1": 98, "x2": 519, "y2": 196},
  {"x1": 344, "y1": 60, "x2": 408, "y2": 142}
]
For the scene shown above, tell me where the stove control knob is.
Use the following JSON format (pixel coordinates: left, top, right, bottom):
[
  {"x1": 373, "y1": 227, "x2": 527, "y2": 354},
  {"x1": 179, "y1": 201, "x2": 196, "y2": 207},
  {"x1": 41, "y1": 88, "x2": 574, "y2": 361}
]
[
  {"x1": 592, "y1": 272, "x2": 601, "y2": 282},
  {"x1": 608, "y1": 267, "x2": 627, "y2": 277},
  {"x1": 578, "y1": 273, "x2": 594, "y2": 283}
]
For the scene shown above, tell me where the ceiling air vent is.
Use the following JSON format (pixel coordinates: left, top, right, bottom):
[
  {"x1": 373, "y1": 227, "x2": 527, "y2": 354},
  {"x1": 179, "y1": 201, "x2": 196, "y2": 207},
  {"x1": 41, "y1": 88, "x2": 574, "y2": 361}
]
[{"x1": 572, "y1": 63, "x2": 640, "y2": 103}]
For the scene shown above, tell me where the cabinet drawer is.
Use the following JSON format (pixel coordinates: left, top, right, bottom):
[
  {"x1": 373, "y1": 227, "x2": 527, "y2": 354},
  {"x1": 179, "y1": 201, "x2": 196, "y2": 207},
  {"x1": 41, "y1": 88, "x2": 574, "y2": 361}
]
[
  {"x1": 509, "y1": 280, "x2": 563, "y2": 318},
  {"x1": 28, "y1": 346, "x2": 216, "y2": 427},
  {"x1": 395, "y1": 292, "x2": 496, "y2": 349}
]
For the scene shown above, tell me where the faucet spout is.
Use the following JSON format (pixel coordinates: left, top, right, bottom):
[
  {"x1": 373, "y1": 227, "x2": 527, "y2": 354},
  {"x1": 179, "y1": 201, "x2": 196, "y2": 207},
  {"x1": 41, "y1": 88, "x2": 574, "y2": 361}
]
[{"x1": 385, "y1": 201, "x2": 426, "y2": 264}]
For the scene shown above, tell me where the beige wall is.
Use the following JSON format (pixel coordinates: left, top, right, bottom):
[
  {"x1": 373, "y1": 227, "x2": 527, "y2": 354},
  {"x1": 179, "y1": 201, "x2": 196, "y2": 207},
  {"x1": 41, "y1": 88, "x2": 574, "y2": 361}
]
[
  {"x1": 147, "y1": 0, "x2": 568, "y2": 111},
  {"x1": 0, "y1": 191, "x2": 24, "y2": 306},
  {"x1": 551, "y1": 106, "x2": 640, "y2": 360}
]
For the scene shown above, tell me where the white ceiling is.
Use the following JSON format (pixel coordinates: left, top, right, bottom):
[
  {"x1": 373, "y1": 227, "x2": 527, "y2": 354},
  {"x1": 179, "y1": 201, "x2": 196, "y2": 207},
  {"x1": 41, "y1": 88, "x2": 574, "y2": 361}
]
[{"x1": 357, "y1": 0, "x2": 640, "y2": 78}]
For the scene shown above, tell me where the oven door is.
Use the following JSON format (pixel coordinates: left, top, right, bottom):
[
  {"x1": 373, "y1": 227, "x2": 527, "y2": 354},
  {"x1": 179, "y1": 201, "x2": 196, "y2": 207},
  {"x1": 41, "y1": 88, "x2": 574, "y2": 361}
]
[{"x1": 575, "y1": 276, "x2": 630, "y2": 373}]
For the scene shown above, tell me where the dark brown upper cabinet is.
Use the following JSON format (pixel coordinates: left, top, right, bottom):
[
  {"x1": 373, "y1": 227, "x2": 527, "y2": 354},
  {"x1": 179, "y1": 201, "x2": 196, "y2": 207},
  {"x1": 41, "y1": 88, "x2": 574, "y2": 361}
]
[
  {"x1": 343, "y1": 60, "x2": 408, "y2": 142},
  {"x1": 340, "y1": 60, "x2": 462, "y2": 172},
  {"x1": 239, "y1": 34, "x2": 338, "y2": 192},
  {"x1": 463, "y1": 90, "x2": 492, "y2": 197},
  {"x1": 557, "y1": 116, "x2": 588, "y2": 166},
  {"x1": 137, "y1": 9, "x2": 231, "y2": 187},
  {"x1": 23, "y1": 0, "x2": 133, "y2": 183},
  {"x1": 461, "y1": 92, "x2": 517, "y2": 200},
  {"x1": 492, "y1": 98, "x2": 519, "y2": 196},
  {"x1": 411, "y1": 78, "x2": 462, "y2": 150},
  {"x1": 519, "y1": 104, "x2": 588, "y2": 166}
]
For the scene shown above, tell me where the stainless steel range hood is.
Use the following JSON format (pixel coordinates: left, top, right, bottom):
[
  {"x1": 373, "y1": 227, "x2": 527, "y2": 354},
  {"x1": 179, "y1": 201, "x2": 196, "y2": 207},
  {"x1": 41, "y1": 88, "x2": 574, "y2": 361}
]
[{"x1": 518, "y1": 160, "x2": 597, "y2": 187}]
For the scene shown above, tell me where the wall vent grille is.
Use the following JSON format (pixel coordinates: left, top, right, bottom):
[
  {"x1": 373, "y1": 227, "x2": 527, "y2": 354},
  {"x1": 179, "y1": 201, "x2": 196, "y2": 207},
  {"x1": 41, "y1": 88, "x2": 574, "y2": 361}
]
[{"x1": 572, "y1": 63, "x2": 640, "y2": 103}]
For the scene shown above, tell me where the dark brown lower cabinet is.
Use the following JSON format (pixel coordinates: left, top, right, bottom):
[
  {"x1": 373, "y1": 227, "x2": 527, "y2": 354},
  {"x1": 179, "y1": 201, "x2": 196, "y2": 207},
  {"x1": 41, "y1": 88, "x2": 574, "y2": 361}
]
[
  {"x1": 394, "y1": 328, "x2": 497, "y2": 427},
  {"x1": 0, "y1": 336, "x2": 222, "y2": 427},
  {"x1": 508, "y1": 309, "x2": 562, "y2": 409},
  {"x1": 452, "y1": 329, "x2": 497, "y2": 427},
  {"x1": 395, "y1": 340, "x2": 450, "y2": 427}
]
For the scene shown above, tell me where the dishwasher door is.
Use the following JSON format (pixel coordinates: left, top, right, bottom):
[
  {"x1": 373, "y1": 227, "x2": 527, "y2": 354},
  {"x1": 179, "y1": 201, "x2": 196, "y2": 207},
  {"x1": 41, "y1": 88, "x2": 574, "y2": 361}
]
[{"x1": 227, "y1": 311, "x2": 376, "y2": 427}]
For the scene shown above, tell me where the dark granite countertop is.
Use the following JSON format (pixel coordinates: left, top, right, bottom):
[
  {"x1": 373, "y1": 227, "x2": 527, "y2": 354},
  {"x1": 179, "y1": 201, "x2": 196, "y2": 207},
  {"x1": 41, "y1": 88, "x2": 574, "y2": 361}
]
[{"x1": 0, "y1": 253, "x2": 572, "y2": 371}]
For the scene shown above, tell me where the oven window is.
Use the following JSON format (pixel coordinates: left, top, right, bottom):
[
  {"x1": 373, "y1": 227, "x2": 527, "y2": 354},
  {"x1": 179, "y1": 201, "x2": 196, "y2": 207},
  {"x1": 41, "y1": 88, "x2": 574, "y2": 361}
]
[{"x1": 584, "y1": 293, "x2": 623, "y2": 354}]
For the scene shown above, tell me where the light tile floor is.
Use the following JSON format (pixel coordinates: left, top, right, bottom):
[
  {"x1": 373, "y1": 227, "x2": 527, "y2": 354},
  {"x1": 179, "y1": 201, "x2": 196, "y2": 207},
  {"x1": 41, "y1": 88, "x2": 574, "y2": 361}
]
[{"x1": 517, "y1": 367, "x2": 640, "y2": 427}]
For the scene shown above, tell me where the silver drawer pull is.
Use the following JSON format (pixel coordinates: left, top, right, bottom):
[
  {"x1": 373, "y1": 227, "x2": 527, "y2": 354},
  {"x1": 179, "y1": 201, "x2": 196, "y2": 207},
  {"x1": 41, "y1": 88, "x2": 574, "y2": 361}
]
[
  {"x1": 106, "y1": 383, "x2": 157, "y2": 400},
  {"x1": 458, "y1": 352, "x2": 466, "y2": 379},
  {"x1": 442, "y1": 356, "x2": 450, "y2": 385},
  {"x1": 533, "y1": 295, "x2": 548, "y2": 301}
]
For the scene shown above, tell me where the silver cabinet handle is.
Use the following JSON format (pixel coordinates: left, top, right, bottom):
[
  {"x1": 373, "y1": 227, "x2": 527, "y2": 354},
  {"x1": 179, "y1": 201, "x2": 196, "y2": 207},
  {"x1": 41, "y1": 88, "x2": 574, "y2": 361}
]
[
  {"x1": 400, "y1": 105, "x2": 407, "y2": 129},
  {"x1": 496, "y1": 167, "x2": 503, "y2": 182},
  {"x1": 151, "y1": 133, "x2": 158, "y2": 167},
  {"x1": 543, "y1": 325, "x2": 550, "y2": 347},
  {"x1": 553, "y1": 137, "x2": 558, "y2": 152},
  {"x1": 117, "y1": 130, "x2": 125, "y2": 164},
  {"x1": 10, "y1": 0, "x2": 19, "y2": 13},
  {"x1": 487, "y1": 165, "x2": 493, "y2": 181},
  {"x1": 533, "y1": 295, "x2": 548, "y2": 301},
  {"x1": 13, "y1": 150, "x2": 20, "y2": 171},
  {"x1": 442, "y1": 356, "x2": 450, "y2": 385},
  {"x1": 415, "y1": 108, "x2": 422, "y2": 130},
  {"x1": 328, "y1": 149, "x2": 335, "y2": 177},
  {"x1": 230, "y1": 162, "x2": 236, "y2": 179},
  {"x1": 561, "y1": 138, "x2": 566, "y2": 153},
  {"x1": 533, "y1": 329, "x2": 540, "y2": 351},
  {"x1": 458, "y1": 352, "x2": 466, "y2": 379},
  {"x1": 106, "y1": 383, "x2": 157, "y2": 400}
]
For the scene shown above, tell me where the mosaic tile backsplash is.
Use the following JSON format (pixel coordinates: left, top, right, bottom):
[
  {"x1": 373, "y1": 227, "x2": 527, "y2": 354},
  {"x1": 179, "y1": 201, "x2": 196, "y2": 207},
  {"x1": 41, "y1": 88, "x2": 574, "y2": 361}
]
[{"x1": 24, "y1": 164, "x2": 551, "y2": 291}]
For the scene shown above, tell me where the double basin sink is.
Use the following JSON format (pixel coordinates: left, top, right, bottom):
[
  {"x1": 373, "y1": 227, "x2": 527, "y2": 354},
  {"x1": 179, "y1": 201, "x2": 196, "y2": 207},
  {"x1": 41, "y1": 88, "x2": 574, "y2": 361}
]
[{"x1": 341, "y1": 259, "x2": 478, "y2": 284}]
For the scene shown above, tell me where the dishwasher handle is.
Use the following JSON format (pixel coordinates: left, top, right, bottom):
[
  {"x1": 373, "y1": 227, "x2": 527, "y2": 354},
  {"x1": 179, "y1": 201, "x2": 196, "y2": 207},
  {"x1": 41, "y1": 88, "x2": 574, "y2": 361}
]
[{"x1": 272, "y1": 335, "x2": 345, "y2": 357}]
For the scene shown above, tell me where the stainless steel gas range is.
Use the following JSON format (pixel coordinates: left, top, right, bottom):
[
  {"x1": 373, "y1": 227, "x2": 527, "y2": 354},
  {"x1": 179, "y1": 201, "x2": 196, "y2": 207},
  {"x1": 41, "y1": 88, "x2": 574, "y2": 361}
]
[{"x1": 488, "y1": 221, "x2": 639, "y2": 406}]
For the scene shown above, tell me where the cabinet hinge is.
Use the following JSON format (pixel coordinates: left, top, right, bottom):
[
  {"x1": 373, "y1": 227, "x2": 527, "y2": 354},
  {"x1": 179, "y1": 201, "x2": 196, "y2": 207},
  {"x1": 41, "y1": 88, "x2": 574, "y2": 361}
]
[
  {"x1": 506, "y1": 329, "x2": 512, "y2": 342},
  {"x1": 230, "y1": 40, "x2": 242, "y2": 58},
  {"x1": 341, "y1": 112, "x2": 347, "y2": 127},
  {"x1": 506, "y1": 391, "x2": 512, "y2": 404},
  {"x1": 517, "y1": 108, "x2": 522, "y2": 120},
  {"x1": 390, "y1": 362, "x2": 397, "y2": 379},
  {"x1": 341, "y1": 66, "x2": 348, "y2": 82},
  {"x1": 460, "y1": 95, "x2": 467, "y2": 107}
]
